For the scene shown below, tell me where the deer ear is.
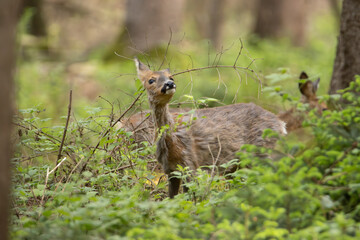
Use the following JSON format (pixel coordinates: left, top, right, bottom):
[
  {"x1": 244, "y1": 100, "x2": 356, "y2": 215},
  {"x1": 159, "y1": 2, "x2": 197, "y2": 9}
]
[
  {"x1": 299, "y1": 80, "x2": 315, "y2": 98},
  {"x1": 163, "y1": 68, "x2": 171, "y2": 74},
  {"x1": 313, "y1": 78, "x2": 320, "y2": 93},
  {"x1": 299, "y1": 71, "x2": 309, "y2": 80},
  {"x1": 134, "y1": 57, "x2": 150, "y2": 80},
  {"x1": 299, "y1": 71, "x2": 311, "y2": 97}
]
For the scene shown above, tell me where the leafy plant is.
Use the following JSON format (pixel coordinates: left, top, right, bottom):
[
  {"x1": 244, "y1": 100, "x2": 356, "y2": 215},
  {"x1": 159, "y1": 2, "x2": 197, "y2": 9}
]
[{"x1": 11, "y1": 77, "x2": 360, "y2": 239}]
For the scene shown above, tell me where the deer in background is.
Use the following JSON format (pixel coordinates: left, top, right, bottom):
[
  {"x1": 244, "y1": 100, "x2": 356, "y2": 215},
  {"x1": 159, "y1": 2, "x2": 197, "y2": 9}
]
[
  {"x1": 278, "y1": 72, "x2": 327, "y2": 132},
  {"x1": 134, "y1": 58, "x2": 287, "y2": 198}
]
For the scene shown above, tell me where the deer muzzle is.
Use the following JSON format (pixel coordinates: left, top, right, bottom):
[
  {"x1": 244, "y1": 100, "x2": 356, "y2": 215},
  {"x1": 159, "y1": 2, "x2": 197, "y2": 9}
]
[{"x1": 161, "y1": 81, "x2": 176, "y2": 94}]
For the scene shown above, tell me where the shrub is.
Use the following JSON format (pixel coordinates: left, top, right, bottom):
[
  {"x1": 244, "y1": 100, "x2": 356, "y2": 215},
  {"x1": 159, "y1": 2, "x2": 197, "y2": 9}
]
[{"x1": 11, "y1": 77, "x2": 360, "y2": 239}]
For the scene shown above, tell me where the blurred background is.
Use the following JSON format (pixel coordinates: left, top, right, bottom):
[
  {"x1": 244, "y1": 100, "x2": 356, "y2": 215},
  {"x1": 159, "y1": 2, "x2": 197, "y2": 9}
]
[{"x1": 16, "y1": 0, "x2": 340, "y2": 121}]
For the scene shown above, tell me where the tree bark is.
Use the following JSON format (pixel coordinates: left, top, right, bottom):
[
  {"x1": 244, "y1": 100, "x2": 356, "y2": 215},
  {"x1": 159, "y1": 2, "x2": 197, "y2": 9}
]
[
  {"x1": 253, "y1": 0, "x2": 307, "y2": 46},
  {"x1": 208, "y1": 0, "x2": 226, "y2": 50},
  {"x1": 328, "y1": 0, "x2": 341, "y2": 22},
  {"x1": 123, "y1": 0, "x2": 185, "y2": 52},
  {"x1": 0, "y1": 1, "x2": 20, "y2": 239},
  {"x1": 192, "y1": 0, "x2": 227, "y2": 50},
  {"x1": 329, "y1": 0, "x2": 360, "y2": 94},
  {"x1": 22, "y1": 0, "x2": 47, "y2": 37}
]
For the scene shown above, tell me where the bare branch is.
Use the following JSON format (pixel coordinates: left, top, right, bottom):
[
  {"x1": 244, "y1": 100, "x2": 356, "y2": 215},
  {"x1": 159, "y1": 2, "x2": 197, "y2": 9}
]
[
  {"x1": 79, "y1": 91, "x2": 144, "y2": 174},
  {"x1": 158, "y1": 27, "x2": 173, "y2": 70},
  {"x1": 40, "y1": 157, "x2": 67, "y2": 208},
  {"x1": 172, "y1": 65, "x2": 253, "y2": 77},
  {"x1": 114, "y1": 52, "x2": 133, "y2": 61},
  {"x1": 57, "y1": 90, "x2": 72, "y2": 162},
  {"x1": 233, "y1": 38, "x2": 244, "y2": 67}
]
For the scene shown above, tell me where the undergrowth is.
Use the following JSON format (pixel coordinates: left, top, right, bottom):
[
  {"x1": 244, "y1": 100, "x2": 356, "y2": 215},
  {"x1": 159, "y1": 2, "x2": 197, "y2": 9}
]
[{"x1": 11, "y1": 76, "x2": 360, "y2": 239}]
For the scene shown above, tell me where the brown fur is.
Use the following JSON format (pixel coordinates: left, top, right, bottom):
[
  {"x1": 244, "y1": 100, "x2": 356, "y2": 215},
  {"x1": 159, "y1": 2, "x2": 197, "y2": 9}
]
[
  {"x1": 120, "y1": 108, "x2": 190, "y2": 146},
  {"x1": 135, "y1": 58, "x2": 286, "y2": 198},
  {"x1": 278, "y1": 72, "x2": 327, "y2": 132}
]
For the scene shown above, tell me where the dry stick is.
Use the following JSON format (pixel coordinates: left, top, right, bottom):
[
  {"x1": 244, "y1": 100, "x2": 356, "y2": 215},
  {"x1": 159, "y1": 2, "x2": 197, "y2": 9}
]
[
  {"x1": 233, "y1": 38, "x2": 244, "y2": 67},
  {"x1": 104, "y1": 160, "x2": 158, "y2": 174},
  {"x1": 55, "y1": 90, "x2": 72, "y2": 178},
  {"x1": 158, "y1": 27, "x2": 173, "y2": 70},
  {"x1": 14, "y1": 119, "x2": 76, "y2": 163},
  {"x1": 13, "y1": 122, "x2": 61, "y2": 144},
  {"x1": 39, "y1": 157, "x2": 67, "y2": 209},
  {"x1": 232, "y1": 69, "x2": 243, "y2": 103},
  {"x1": 133, "y1": 114, "x2": 151, "y2": 132},
  {"x1": 172, "y1": 65, "x2": 262, "y2": 96},
  {"x1": 78, "y1": 91, "x2": 144, "y2": 174},
  {"x1": 113, "y1": 52, "x2": 133, "y2": 61},
  {"x1": 206, "y1": 135, "x2": 222, "y2": 197},
  {"x1": 172, "y1": 65, "x2": 259, "y2": 82}
]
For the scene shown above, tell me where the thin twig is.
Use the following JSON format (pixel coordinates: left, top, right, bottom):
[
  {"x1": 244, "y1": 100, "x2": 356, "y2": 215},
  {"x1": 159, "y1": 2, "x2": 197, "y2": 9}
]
[
  {"x1": 79, "y1": 91, "x2": 144, "y2": 173},
  {"x1": 104, "y1": 160, "x2": 158, "y2": 174},
  {"x1": 173, "y1": 65, "x2": 252, "y2": 77},
  {"x1": 40, "y1": 157, "x2": 67, "y2": 208},
  {"x1": 172, "y1": 64, "x2": 262, "y2": 92},
  {"x1": 13, "y1": 122, "x2": 61, "y2": 144},
  {"x1": 55, "y1": 90, "x2": 72, "y2": 177},
  {"x1": 114, "y1": 52, "x2": 133, "y2": 61},
  {"x1": 158, "y1": 27, "x2": 172, "y2": 70},
  {"x1": 233, "y1": 38, "x2": 244, "y2": 67},
  {"x1": 205, "y1": 136, "x2": 222, "y2": 197}
]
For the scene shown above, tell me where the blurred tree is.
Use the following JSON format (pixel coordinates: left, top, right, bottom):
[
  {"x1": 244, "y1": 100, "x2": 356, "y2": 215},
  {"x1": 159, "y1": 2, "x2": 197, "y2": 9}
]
[
  {"x1": 105, "y1": 0, "x2": 185, "y2": 60},
  {"x1": 328, "y1": 0, "x2": 341, "y2": 22},
  {"x1": 192, "y1": 0, "x2": 227, "y2": 50},
  {"x1": 329, "y1": 0, "x2": 360, "y2": 94},
  {"x1": 22, "y1": 0, "x2": 47, "y2": 36},
  {"x1": 253, "y1": 0, "x2": 308, "y2": 46},
  {"x1": 0, "y1": 1, "x2": 20, "y2": 239}
]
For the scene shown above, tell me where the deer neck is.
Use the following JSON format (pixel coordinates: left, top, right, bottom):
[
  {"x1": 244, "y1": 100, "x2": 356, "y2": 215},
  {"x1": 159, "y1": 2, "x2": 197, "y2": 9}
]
[{"x1": 151, "y1": 102, "x2": 174, "y2": 130}]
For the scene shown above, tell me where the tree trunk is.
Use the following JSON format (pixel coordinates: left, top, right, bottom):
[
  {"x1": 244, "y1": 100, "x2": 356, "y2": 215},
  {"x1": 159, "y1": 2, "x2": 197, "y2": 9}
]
[
  {"x1": 22, "y1": 0, "x2": 47, "y2": 37},
  {"x1": 329, "y1": 0, "x2": 360, "y2": 94},
  {"x1": 191, "y1": 0, "x2": 227, "y2": 50},
  {"x1": 209, "y1": 0, "x2": 226, "y2": 50},
  {"x1": 0, "y1": 1, "x2": 20, "y2": 239},
  {"x1": 109, "y1": 0, "x2": 185, "y2": 57},
  {"x1": 328, "y1": 0, "x2": 341, "y2": 22},
  {"x1": 253, "y1": 0, "x2": 307, "y2": 46}
]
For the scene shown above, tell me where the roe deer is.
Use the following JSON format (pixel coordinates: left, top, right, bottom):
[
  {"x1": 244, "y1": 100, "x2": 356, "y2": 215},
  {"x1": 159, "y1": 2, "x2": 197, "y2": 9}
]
[
  {"x1": 278, "y1": 72, "x2": 327, "y2": 132},
  {"x1": 135, "y1": 58, "x2": 287, "y2": 198},
  {"x1": 119, "y1": 108, "x2": 190, "y2": 146}
]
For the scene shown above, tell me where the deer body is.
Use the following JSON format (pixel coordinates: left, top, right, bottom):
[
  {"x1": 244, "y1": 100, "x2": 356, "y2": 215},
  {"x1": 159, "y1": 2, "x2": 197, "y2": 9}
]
[
  {"x1": 135, "y1": 58, "x2": 286, "y2": 197},
  {"x1": 119, "y1": 108, "x2": 189, "y2": 146},
  {"x1": 156, "y1": 103, "x2": 285, "y2": 173}
]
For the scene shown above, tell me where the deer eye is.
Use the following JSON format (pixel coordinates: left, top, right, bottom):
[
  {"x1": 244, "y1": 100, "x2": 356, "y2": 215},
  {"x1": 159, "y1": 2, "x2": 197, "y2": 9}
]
[
  {"x1": 148, "y1": 78, "x2": 156, "y2": 84},
  {"x1": 169, "y1": 77, "x2": 174, "y2": 81}
]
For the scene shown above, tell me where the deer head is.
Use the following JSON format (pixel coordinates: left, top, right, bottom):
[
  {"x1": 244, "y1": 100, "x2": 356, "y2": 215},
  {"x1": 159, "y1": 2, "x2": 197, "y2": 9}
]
[
  {"x1": 135, "y1": 58, "x2": 176, "y2": 106},
  {"x1": 298, "y1": 71, "x2": 327, "y2": 114}
]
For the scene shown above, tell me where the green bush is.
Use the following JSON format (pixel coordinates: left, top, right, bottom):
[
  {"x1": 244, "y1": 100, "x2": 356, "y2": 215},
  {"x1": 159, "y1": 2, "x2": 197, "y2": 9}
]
[{"x1": 11, "y1": 77, "x2": 360, "y2": 239}]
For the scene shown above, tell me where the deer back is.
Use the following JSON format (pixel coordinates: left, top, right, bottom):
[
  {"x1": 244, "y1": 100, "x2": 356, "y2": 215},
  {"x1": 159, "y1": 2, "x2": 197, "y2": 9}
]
[{"x1": 175, "y1": 103, "x2": 287, "y2": 172}]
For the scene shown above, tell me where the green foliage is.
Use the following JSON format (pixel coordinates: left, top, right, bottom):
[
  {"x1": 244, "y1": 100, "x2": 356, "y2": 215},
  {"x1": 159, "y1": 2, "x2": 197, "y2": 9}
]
[
  {"x1": 16, "y1": 12, "x2": 337, "y2": 121},
  {"x1": 11, "y1": 8, "x2": 353, "y2": 238},
  {"x1": 11, "y1": 76, "x2": 360, "y2": 239}
]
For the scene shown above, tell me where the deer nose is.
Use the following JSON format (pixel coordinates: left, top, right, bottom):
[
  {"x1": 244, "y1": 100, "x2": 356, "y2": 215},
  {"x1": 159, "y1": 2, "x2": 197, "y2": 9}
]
[{"x1": 165, "y1": 81, "x2": 176, "y2": 89}]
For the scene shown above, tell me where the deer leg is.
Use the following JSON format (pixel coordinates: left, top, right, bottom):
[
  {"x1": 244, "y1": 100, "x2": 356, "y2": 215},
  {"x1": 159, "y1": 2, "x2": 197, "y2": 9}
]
[
  {"x1": 183, "y1": 184, "x2": 189, "y2": 193},
  {"x1": 182, "y1": 175, "x2": 192, "y2": 193},
  {"x1": 168, "y1": 174, "x2": 181, "y2": 198}
]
